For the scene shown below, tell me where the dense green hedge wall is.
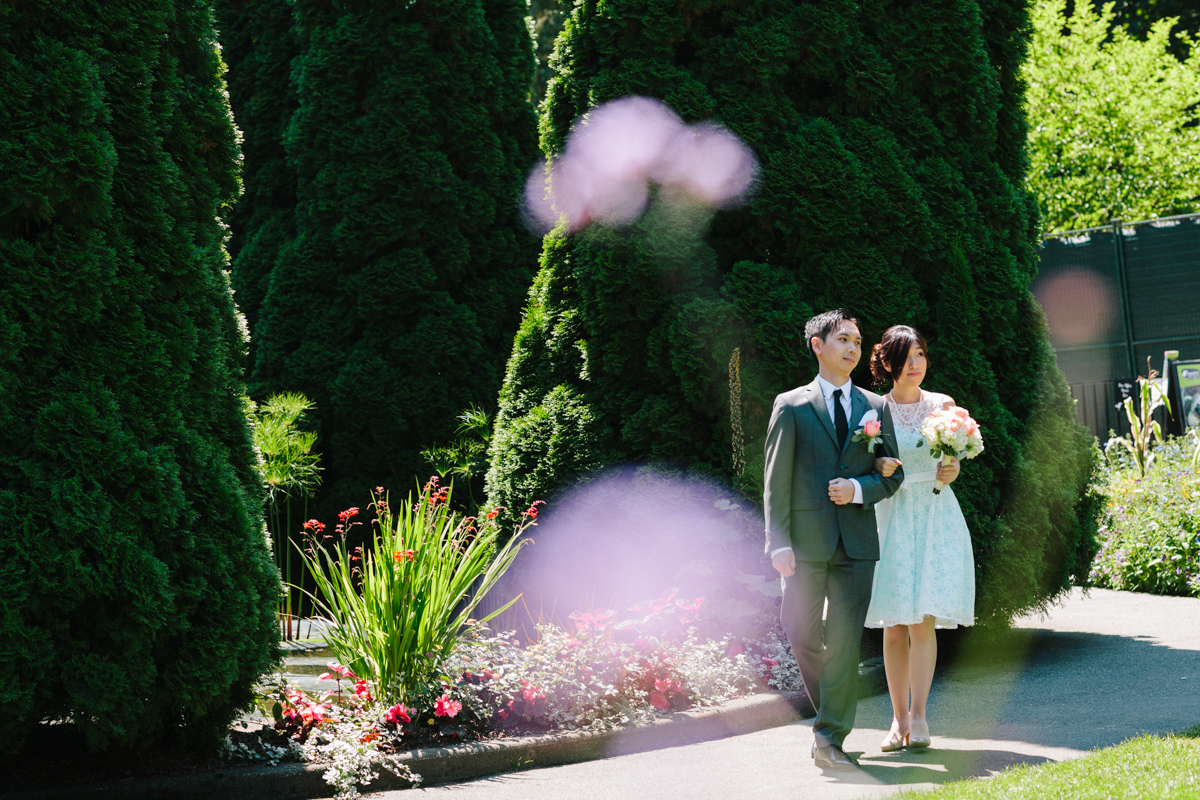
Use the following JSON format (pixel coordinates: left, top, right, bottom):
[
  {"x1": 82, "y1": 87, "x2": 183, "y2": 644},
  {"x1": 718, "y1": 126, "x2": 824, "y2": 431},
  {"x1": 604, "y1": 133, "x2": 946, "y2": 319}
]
[
  {"x1": 486, "y1": 0, "x2": 1100, "y2": 626},
  {"x1": 215, "y1": 0, "x2": 299, "y2": 373},
  {"x1": 243, "y1": 0, "x2": 540, "y2": 515},
  {"x1": 0, "y1": 1, "x2": 280, "y2": 750}
]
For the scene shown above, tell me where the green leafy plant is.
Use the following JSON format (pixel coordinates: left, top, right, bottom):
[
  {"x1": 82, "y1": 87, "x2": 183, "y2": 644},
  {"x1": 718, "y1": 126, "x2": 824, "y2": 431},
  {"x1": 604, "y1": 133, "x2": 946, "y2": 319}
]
[
  {"x1": 420, "y1": 405, "x2": 492, "y2": 515},
  {"x1": 297, "y1": 480, "x2": 532, "y2": 701},
  {"x1": 249, "y1": 392, "x2": 322, "y2": 639},
  {"x1": 1092, "y1": 435, "x2": 1199, "y2": 597},
  {"x1": 1106, "y1": 364, "x2": 1172, "y2": 478}
]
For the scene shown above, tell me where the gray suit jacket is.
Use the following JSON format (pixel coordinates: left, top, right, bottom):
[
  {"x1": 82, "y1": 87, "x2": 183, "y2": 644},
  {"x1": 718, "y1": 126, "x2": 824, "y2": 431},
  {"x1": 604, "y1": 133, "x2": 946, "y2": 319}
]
[{"x1": 763, "y1": 379, "x2": 903, "y2": 561}]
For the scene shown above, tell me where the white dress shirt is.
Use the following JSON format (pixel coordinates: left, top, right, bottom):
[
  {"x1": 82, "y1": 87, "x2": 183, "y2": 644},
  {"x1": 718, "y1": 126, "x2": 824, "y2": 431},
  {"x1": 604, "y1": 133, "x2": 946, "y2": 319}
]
[{"x1": 770, "y1": 374, "x2": 864, "y2": 559}]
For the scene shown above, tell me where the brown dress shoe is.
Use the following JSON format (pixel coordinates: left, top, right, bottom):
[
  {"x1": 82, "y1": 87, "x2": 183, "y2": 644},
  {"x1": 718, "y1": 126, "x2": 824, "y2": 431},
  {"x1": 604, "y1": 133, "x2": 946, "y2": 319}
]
[{"x1": 812, "y1": 742, "x2": 858, "y2": 769}]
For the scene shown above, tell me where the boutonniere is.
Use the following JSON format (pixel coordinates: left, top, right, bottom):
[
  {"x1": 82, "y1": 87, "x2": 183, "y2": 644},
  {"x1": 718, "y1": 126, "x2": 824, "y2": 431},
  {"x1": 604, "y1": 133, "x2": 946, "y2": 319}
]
[{"x1": 851, "y1": 409, "x2": 883, "y2": 452}]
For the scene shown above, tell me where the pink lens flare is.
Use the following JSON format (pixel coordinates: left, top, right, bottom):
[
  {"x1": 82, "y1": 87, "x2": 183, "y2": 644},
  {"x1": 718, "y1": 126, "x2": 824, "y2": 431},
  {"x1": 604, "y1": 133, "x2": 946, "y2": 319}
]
[{"x1": 524, "y1": 96, "x2": 759, "y2": 234}]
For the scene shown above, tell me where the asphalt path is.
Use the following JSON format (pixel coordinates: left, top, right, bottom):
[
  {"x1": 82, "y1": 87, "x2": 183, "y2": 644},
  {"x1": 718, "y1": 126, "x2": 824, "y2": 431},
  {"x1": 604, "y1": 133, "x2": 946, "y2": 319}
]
[{"x1": 357, "y1": 588, "x2": 1200, "y2": 799}]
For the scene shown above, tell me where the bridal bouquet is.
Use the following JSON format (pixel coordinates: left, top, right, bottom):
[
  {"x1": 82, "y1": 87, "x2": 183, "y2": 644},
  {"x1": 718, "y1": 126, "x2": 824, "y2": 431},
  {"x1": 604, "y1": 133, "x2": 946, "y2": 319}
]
[{"x1": 919, "y1": 406, "x2": 984, "y2": 494}]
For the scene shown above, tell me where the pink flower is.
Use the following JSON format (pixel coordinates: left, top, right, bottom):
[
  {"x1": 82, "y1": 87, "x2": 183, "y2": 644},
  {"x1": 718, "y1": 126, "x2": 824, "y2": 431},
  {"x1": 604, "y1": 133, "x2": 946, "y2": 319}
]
[
  {"x1": 727, "y1": 642, "x2": 744, "y2": 658},
  {"x1": 384, "y1": 704, "x2": 411, "y2": 725},
  {"x1": 353, "y1": 679, "x2": 372, "y2": 702},
  {"x1": 863, "y1": 419, "x2": 882, "y2": 437},
  {"x1": 649, "y1": 691, "x2": 670, "y2": 710},
  {"x1": 434, "y1": 694, "x2": 462, "y2": 718}
]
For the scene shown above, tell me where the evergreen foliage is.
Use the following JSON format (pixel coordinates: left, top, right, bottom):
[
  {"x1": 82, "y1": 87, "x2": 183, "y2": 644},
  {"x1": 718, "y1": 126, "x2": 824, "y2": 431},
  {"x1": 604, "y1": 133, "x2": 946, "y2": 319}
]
[
  {"x1": 246, "y1": 0, "x2": 540, "y2": 515},
  {"x1": 215, "y1": 0, "x2": 300, "y2": 370},
  {"x1": 529, "y1": 0, "x2": 569, "y2": 105},
  {"x1": 1026, "y1": 0, "x2": 1200, "y2": 233},
  {"x1": 0, "y1": 1, "x2": 280, "y2": 750},
  {"x1": 487, "y1": 0, "x2": 1100, "y2": 626}
]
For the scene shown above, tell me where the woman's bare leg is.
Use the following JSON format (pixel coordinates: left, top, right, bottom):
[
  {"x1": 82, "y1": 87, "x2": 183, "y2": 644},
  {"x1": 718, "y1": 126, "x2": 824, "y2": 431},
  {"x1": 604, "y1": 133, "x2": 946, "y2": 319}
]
[
  {"x1": 908, "y1": 616, "x2": 937, "y2": 719},
  {"x1": 882, "y1": 624, "x2": 911, "y2": 739}
]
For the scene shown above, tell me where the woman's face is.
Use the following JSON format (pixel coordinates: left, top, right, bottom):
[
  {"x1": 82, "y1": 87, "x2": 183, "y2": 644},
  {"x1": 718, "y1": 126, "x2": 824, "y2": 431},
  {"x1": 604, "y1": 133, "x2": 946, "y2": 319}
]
[{"x1": 893, "y1": 342, "x2": 927, "y2": 390}]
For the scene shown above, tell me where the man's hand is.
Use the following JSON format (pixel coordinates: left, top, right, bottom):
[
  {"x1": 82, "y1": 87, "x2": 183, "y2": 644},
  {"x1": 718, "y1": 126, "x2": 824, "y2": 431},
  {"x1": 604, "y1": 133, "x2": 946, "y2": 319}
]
[
  {"x1": 772, "y1": 549, "x2": 796, "y2": 577},
  {"x1": 875, "y1": 457, "x2": 902, "y2": 478},
  {"x1": 936, "y1": 457, "x2": 960, "y2": 485},
  {"x1": 828, "y1": 477, "x2": 855, "y2": 505}
]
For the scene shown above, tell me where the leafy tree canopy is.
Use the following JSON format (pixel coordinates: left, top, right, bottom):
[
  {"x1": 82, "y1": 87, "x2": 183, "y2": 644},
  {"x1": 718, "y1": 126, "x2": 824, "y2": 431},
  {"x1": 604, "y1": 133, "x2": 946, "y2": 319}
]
[{"x1": 1026, "y1": 0, "x2": 1200, "y2": 232}]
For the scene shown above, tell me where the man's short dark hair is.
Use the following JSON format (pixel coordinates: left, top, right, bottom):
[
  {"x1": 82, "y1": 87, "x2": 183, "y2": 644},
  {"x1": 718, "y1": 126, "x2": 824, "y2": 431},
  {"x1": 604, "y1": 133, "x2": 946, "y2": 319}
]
[{"x1": 804, "y1": 309, "x2": 859, "y2": 360}]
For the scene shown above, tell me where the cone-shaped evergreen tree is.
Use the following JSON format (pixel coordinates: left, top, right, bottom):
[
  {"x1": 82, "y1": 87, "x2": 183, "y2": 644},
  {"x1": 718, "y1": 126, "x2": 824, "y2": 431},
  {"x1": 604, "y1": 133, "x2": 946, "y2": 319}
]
[
  {"x1": 0, "y1": 1, "x2": 279, "y2": 750},
  {"x1": 248, "y1": 0, "x2": 540, "y2": 514},
  {"x1": 487, "y1": 0, "x2": 1099, "y2": 626},
  {"x1": 215, "y1": 0, "x2": 299, "y2": 371}
]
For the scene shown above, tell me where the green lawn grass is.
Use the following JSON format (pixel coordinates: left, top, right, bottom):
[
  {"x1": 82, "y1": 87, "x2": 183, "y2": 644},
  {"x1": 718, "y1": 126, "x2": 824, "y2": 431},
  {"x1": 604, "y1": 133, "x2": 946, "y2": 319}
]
[{"x1": 901, "y1": 726, "x2": 1200, "y2": 799}]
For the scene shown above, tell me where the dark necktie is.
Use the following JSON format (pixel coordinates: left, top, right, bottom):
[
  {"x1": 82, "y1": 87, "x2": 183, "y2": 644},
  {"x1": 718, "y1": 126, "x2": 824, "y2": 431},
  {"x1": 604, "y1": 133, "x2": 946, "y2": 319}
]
[{"x1": 833, "y1": 388, "x2": 849, "y2": 450}]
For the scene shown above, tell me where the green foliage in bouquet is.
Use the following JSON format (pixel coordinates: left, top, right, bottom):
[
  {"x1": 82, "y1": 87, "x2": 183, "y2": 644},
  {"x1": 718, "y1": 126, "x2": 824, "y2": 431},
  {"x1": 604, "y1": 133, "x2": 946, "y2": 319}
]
[
  {"x1": 487, "y1": 0, "x2": 1100, "y2": 627},
  {"x1": 238, "y1": 0, "x2": 540, "y2": 518},
  {"x1": 0, "y1": 1, "x2": 280, "y2": 750},
  {"x1": 297, "y1": 483, "x2": 530, "y2": 702},
  {"x1": 1025, "y1": 0, "x2": 1200, "y2": 233}
]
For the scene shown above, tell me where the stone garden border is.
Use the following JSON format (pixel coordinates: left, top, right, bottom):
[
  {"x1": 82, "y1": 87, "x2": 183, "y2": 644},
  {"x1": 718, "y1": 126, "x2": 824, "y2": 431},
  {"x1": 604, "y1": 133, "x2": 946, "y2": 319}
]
[{"x1": 3, "y1": 661, "x2": 884, "y2": 800}]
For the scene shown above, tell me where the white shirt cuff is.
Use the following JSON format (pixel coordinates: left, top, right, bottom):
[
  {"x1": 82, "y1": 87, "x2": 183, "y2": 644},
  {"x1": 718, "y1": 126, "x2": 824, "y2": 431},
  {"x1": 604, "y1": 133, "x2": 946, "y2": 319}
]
[
  {"x1": 850, "y1": 478, "x2": 863, "y2": 505},
  {"x1": 770, "y1": 546, "x2": 793, "y2": 558}
]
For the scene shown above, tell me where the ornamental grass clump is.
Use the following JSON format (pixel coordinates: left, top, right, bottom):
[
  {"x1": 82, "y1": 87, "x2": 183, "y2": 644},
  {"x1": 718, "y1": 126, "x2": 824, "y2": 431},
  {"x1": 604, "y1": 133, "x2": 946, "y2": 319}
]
[
  {"x1": 297, "y1": 479, "x2": 533, "y2": 701},
  {"x1": 1091, "y1": 436, "x2": 1200, "y2": 597}
]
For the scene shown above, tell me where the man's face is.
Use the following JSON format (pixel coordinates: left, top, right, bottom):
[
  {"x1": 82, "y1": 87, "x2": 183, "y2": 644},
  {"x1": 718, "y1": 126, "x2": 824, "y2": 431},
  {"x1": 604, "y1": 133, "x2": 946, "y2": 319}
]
[{"x1": 812, "y1": 320, "x2": 862, "y2": 380}]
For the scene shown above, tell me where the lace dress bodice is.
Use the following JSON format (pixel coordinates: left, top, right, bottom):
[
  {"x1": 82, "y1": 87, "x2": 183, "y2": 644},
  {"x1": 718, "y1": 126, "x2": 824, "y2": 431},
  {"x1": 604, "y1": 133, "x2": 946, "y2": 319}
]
[{"x1": 885, "y1": 391, "x2": 946, "y2": 477}]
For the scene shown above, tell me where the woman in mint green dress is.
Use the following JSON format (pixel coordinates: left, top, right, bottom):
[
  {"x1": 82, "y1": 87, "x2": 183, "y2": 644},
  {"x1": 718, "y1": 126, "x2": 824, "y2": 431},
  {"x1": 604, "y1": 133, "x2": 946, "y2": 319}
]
[{"x1": 864, "y1": 325, "x2": 975, "y2": 752}]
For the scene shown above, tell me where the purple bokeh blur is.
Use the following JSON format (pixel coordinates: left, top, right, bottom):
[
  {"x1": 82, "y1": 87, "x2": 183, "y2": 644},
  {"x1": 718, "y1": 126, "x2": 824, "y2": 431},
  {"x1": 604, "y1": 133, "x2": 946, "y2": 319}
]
[
  {"x1": 524, "y1": 96, "x2": 759, "y2": 233},
  {"x1": 479, "y1": 467, "x2": 775, "y2": 642}
]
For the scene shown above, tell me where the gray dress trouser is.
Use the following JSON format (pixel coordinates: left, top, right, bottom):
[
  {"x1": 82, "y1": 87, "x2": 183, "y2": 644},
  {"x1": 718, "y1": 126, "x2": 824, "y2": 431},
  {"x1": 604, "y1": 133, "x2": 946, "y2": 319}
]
[{"x1": 781, "y1": 537, "x2": 876, "y2": 749}]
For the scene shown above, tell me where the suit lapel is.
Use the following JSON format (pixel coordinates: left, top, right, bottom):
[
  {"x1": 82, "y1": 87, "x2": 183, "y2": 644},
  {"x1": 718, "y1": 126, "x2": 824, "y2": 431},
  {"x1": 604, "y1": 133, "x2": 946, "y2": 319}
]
[
  {"x1": 841, "y1": 386, "x2": 868, "y2": 456},
  {"x1": 806, "y1": 381, "x2": 840, "y2": 449}
]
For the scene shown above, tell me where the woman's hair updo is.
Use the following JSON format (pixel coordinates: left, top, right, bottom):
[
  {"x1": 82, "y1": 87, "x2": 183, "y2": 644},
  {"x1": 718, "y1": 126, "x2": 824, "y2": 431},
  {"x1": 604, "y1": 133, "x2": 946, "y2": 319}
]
[{"x1": 870, "y1": 325, "x2": 929, "y2": 387}]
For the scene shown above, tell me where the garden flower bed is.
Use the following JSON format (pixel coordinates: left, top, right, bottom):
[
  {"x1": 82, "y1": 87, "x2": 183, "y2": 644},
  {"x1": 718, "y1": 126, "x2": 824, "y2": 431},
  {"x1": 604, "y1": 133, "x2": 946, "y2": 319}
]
[
  {"x1": 1091, "y1": 434, "x2": 1200, "y2": 597},
  {"x1": 235, "y1": 603, "x2": 804, "y2": 799}
]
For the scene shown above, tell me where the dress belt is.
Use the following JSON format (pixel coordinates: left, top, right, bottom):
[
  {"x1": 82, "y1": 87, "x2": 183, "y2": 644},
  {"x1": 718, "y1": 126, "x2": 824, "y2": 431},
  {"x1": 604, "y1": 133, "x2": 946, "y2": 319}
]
[{"x1": 903, "y1": 470, "x2": 938, "y2": 483}]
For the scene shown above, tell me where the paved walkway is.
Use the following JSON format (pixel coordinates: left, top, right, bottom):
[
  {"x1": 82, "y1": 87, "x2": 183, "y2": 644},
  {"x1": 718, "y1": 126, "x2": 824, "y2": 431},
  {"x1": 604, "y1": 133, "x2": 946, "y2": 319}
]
[{"x1": 359, "y1": 588, "x2": 1200, "y2": 799}]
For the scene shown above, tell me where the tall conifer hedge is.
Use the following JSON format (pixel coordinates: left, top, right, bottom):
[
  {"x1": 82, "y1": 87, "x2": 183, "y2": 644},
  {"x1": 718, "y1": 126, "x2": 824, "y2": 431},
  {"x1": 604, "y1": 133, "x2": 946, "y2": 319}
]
[
  {"x1": 246, "y1": 0, "x2": 540, "y2": 514},
  {"x1": 216, "y1": 0, "x2": 299, "y2": 371},
  {"x1": 486, "y1": 0, "x2": 1100, "y2": 626},
  {"x1": 0, "y1": 1, "x2": 279, "y2": 749}
]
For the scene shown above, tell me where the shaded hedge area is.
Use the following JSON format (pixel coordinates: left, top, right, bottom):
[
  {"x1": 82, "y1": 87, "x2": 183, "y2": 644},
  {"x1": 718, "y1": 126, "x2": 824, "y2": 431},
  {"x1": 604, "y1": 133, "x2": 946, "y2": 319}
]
[
  {"x1": 486, "y1": 0, "x2": 1100, "y2": 627},
  {"x1": 0, "y1": 1, "x2": 280, "y2": 750},
  {"x1": 215, "y1": 0, "x2": 299, "y2": 374},
  {"x1": 238, "y1": 0, "x2": 540, "y2": 515}
]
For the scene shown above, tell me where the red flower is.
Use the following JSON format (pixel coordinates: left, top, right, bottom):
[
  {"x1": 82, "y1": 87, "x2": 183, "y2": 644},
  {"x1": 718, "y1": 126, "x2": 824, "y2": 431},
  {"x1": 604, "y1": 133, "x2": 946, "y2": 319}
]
[
  {"x1": 486, "y1": 509, "x2": 499, "y2": 519},
  {"x1": 761, "y1": 657, "x2": 779, "y2": 668},
  {"x1": 649, "y1": 691, "x2": 670, "y2": 710},
  {"x1": 384, "y1": 704, "x2": 411, "y2": 725},
  {"x1": 727, "y1": 642, "x2": 745, "y2": 658},
  {"x1": 339, "y1": 507, "x2": 360, "y2": 522},
  {"x1": 303, "y1": 519, "x2": 325, "y2": 533},
  {"x1": 434, "y1": 694, "x2": 462, "y2": 718},
  {"x1": 353, "y1": 679, "x2": 372, "y2": 702},
  {"x1": 393, "y1": 549, "x2": 415, "y2": 562}
]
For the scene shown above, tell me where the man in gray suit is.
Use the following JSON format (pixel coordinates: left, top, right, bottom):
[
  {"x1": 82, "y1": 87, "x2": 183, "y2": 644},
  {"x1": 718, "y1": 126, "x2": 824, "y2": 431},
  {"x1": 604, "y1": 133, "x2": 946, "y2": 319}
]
[{"x1": 764, "y1": 309, "x2": 903, "y2": 769}]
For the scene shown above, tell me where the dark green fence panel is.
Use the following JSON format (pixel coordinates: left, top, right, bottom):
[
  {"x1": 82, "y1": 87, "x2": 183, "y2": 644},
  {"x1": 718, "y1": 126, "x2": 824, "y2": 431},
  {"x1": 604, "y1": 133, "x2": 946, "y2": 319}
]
[{"x1": 1036, "y1": 213, "x2": 1200, "y2": 442}]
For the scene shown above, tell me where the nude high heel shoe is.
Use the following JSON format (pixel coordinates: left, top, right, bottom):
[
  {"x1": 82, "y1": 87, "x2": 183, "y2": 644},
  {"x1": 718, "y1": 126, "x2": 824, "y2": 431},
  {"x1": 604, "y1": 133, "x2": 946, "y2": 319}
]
[
  {"x1": 880, "y1": 722, "x2": 909, "y2": 752},
  {"x1": 908, "y1": 717, "x2": 931, "y2": 749}
]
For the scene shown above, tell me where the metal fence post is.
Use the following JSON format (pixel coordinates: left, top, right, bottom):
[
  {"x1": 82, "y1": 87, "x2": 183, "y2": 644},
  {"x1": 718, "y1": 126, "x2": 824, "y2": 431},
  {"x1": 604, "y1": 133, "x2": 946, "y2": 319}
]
[{"x1": 1110, "y1": 218, "x2": 1137, "y2": 378}]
